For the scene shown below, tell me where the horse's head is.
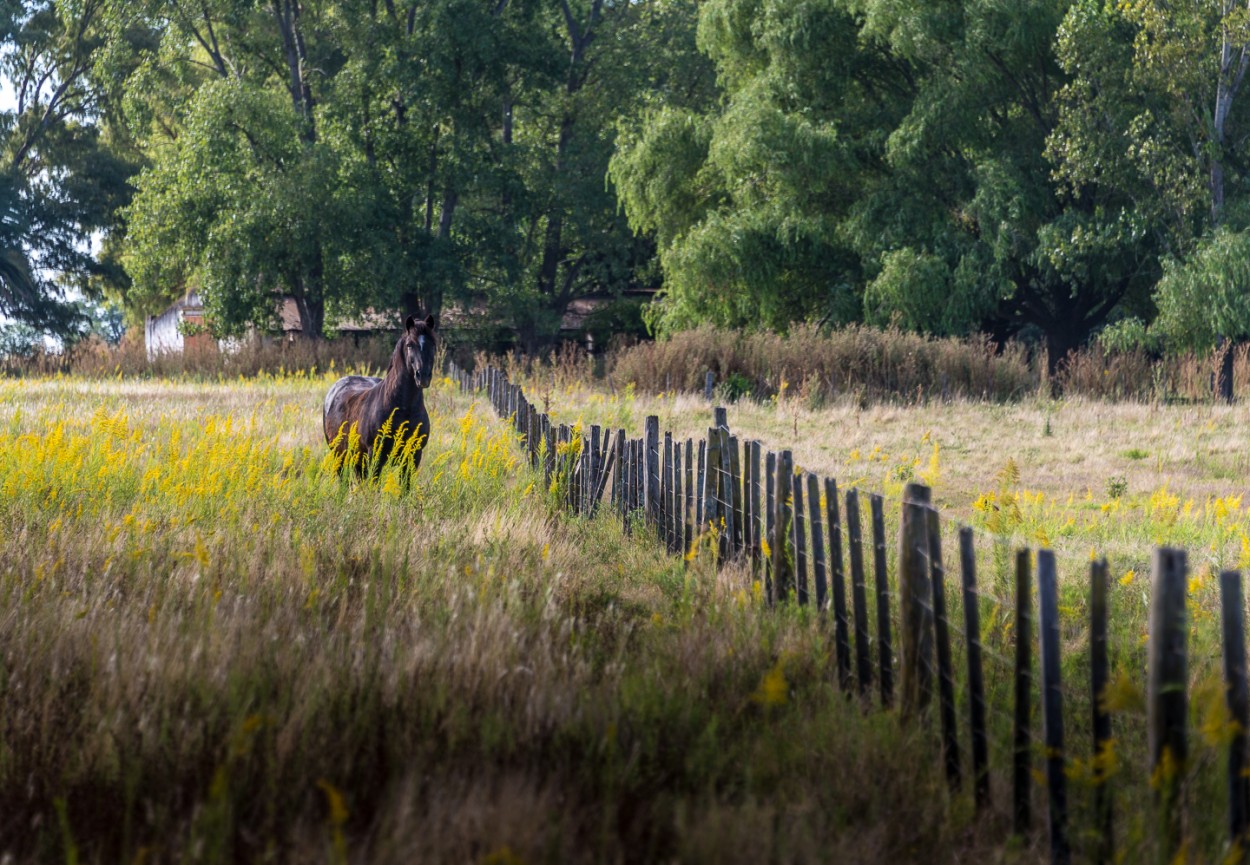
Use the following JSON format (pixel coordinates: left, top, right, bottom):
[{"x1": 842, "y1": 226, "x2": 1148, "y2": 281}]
[{"x1": 404, "y1": 314, "x2": 438, "y2": 389}]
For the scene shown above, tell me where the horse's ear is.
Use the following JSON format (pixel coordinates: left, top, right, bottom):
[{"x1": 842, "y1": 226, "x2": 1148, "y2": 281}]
[
  {"x1": 405, "y1": 315, "x2": 417, "y2": 333},
  {"x1": 425, "y1": 314, "x2": 438, "y2": 331}
]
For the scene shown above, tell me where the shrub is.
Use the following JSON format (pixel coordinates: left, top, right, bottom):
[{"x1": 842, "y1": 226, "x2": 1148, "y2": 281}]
[{"x1": 608, "y1": 324, "x2": 1034, "y2": 403}]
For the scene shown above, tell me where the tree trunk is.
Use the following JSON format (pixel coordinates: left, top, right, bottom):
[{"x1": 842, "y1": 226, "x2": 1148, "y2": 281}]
[{"x1": 292, "y1": 289, "x2": 324, "y2": 341}]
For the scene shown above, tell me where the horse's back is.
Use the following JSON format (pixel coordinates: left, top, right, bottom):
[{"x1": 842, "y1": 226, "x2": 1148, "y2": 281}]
[{"x1": 323, "y1": 375, "x2": 381, "y2": 443}]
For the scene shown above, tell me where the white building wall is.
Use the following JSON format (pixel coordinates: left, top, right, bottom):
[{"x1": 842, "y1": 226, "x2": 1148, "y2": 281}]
[
  {"x1": 144, "y1": 291, "x2": 204, "y2": 359},
  {"x1": 144, "y1": 306, "x2": 184, "y2": 359}
]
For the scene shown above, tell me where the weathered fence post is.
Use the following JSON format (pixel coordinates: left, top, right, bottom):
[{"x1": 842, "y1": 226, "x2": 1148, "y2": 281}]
[
  {"x1": 1222, "y1": 569, "x2": 1250, "y2": 853},
  {"x1": 644, "y1": 416, "x2": 660, "y2": 530},
  {"x1": 1149, "y1": 546, "x2": 1187, "y2": 862},
  {"x1": 634, "y1": 439, "x2": 644, "y2": 519},
  {"x1": 793, "y1": 474, "x2": 809, "y2": 605},
  {"x1": 827, "y1": 479, "x2": 851, "y2": 690},
  {"x1": 765, "y1": 451, "x2": 776, "y2": 601},
  {"x1": 543, "y1": 420, "x2": 554, "y2": 493},
  {"x1": 702, "y1": 429, "x2": 721, "y2": 548},
  {"x1": 743, "y1": 441, "x2": 754, "y2": 562},
  {"x1": 898, "y1": 483, "x2": 933, "y2": 717},
  {"x1": 705, "y1": 371, "x2": 716, "y2": 400},
  {"x1": 807, "y1": 474, "x2": 828, "y2": 615},
  {"x1": 749, "y1": 441, "x2": 762, "y2": 572},
  {"x1": 1089, "y1": 557, "x2": 1114, "y2": 865},
  {"x1": 1037, "y1": 549, "x2": 1069, "y2": 865},
  {"x1": 1014, "y1": 548, "x2": 1033, "y2": 838},
  {"x1": 587, "y1": 425, "x2": 600, "y2": 516},
  {"x1": 927, "y1": 507, "x2": 961, "y2": 791},
  {"x1": 870, "y1": 494, "x2": 893, "y2": 706},
  {"x1": 672, "y1": 438, "x2": 683, "y2": 554},
  {"x1": 621, "y1": 440, "x2": 632, "y2": 531},
  {"x1": 718, "y1": 425, "x2": 734, "y2": 560},
  {"x1": 696, "y1": 439, "x2": 706, "y2": 530},
  {"x1": 846, "y1": 488, "x2": 872, "y2": 697},
  {"x1": 959, "y1": 527, "x2": 989, "y2": 811},
  {"x1": 663, "y1": 432, "x2": 674, "y2": 548},
  {"x1": 729, "y1": 436, "x2": 744, "y2": 557},
  {"x1": 684, "y1": 439, "x2": 694, "y2": 556},
  {"x1": 773, "y1": 450, "x2": 795, "y2": 603}
]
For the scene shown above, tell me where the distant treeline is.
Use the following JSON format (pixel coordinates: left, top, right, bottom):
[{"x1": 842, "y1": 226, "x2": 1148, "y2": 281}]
[{"x1": 5, "y1": 1, "x2": 1250, "y2": 360}]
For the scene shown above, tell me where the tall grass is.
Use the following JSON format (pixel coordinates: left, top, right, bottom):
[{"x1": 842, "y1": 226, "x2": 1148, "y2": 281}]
[
  {"x1": 607, "y1": 325, "x2": 1034, "y2": 403},
  {"x1": 0, "y1": 331, "x2": 399, "y2": 379},
  {"x1": 0, "y1": 375, "x2": 999, "y2": 864},
  {"x1": 605, "y1": 326, "x2": 1250, "y2": 405}
]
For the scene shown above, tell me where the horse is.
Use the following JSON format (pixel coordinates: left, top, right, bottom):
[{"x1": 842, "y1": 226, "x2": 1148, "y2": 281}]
[{"x1": 322, "y1": 314, "x2": 437, "y2": 476}]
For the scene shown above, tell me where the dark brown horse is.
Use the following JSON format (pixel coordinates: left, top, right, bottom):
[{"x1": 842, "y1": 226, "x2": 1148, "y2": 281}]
[{"x1": 323, "y1": 315, "x2": 437, "y2": 475}]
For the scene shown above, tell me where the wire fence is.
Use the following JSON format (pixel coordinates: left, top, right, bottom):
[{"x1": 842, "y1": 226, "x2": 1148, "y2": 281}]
[{"x1": 452, "y1": 360, "x2": 1250, "y2": 865}]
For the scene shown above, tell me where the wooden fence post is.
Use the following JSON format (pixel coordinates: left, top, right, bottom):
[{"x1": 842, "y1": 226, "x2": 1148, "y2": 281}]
[
  {"x1": 1221, "y1": 569, "x2": 1250, "y2": 852},
  {"x1": 713, "y1": 407, "x2": 730, "y2": 558},
  {"x1": 543, "y1": 421, "x2": 554, "y2": 494},
  {"x1": 613, "y1": 430, "x2": 625, "y2": 513},
  {"x1": 684, "y1": 439, "x2": 694, "y2": 557},
  {"x1": 730, "y1": 436, "x2": 745, "y2": 557},
  {"x1": 898, "y1": 483, "x2": 933, "y2": 717},
  {"x1": 645, "y1": 416, "x2": 660, "y2": 530},
  {"x1": 773, "y1": 450, "x2": 794, "y2": 603},
  {"x1": 765, "y1": 451, "x2": 776, "y2": 602},
  {"x1": 793, "y1": 473, "x2": 809, "y2": 605},
  {"x1": 959, "y1": 527, "x2": 990, "y2": 811},
  {"x1": 663, "y1": 432, "x2": 674, "y2": 548},
  {"x1": 745, "y1": 440, "x2": 755, "y2": 567},
  {"x1": 673, "y1": 439, "x2": 683, "y2": 554},
  {"x1": 846, "y1": 488, "x2": 872, "y2": 697},
  {"x1": 870, "y1": 494, "x2": 893, "y2": 706},
  {"x1": 705, "y1": 371, "x2": 715, "y2": 401},
  {"x1": 1090, "y1": 557, "x2": 1114, "y2": 865},
  {"x1": 807, "y1": 474, "x2": 828, "y2": 617},
  {"x1": 826, "y1": 479, "x2": 851, "y2": 690},
  {"x1": 1149, "y1": 546, "x2": 1187, "y2": 862},
  {"x1": 635, "y1": 439, "x2": 645, "y2": 519},
  {"x1": 696, "y1": 439, "x2": 706, "y2": 530},
  {"x1": 743, "y1": 441, "x2": 754, "y2": 562},
  {"x1": 718, "y1": 427, "x2": 734, "y2": 560},
  {"x1": 1014, "y1": 548, "x2": 1033, "y2": 838},
  {"x1": 927, "y1": 507, "x2": 961, "y2": 791},
  {"x1": 621, "y1": 440, "x2": 632, "y2": 532},
  {"x1": 703, "y1": 429, "x2": 721, "y2": 548},
  {"x1": 589, "y1": 425, "x2": 602, "y2": 516},
  {"x1": 1038, "y1": 549, "x2": 1069, "y2": 865}
]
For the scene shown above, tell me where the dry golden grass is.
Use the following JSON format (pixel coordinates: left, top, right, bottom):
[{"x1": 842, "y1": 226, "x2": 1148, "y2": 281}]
[{"x1": 533, "y1": 381, "x2": 1250, "y2": 574}]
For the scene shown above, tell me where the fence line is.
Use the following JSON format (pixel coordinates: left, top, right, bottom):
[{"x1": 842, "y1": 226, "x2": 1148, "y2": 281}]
[{"x1": 449, "y1": 359, "x2": 1250, "y2": 862}]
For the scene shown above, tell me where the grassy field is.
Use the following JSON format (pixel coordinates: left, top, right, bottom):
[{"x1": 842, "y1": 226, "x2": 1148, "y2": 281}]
[
  {"x1": 3, "y1": 370, "x2": 1248, "y2": 862},
  {"x1": 0, "y1": 373, "x2": 1010, "y2": 865},
  {"x1": 530, "y1": 376, "x2": 1250, "y2": 575}
]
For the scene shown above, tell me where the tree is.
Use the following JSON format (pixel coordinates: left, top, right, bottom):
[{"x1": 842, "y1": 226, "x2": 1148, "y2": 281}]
[
  {"x1": 610, "y1": 0, "x2": 888, "y2": 333},
  {"x1": 1, "y1": 0, "x2": 136, "y2": 337},
  {"x1": 114, "y1": 0, "x2": 352, "y2": 338},
  {"x1": 611, "y1": 0, "x2": 1165, "y2": 367},
  {"x1": 1050, "y1": 0, "x2": 1250, "y2": 352}
]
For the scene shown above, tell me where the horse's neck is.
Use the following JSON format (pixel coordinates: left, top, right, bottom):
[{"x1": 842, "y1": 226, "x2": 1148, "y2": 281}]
[{"x1": 381, "y1": 348, "x2": 419, "y2": 408}]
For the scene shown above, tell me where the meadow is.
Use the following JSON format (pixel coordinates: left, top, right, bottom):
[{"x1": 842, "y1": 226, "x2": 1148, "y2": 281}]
[
  {"x1": 0, "y1": 371, "x2": 991, "y2": 864},
  {"x1": 4, "y1": 368, "x2": 1250, "y2": 862}
]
